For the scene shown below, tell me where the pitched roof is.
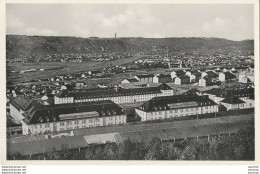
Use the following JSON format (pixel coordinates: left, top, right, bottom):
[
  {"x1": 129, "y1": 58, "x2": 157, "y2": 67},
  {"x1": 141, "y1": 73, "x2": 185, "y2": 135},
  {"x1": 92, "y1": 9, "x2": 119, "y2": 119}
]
[
  {"x1": 206, "y1": 71, "x2": 218, "y2": 78},
  {"x1": 220, "y1": 96, "x2": 245, "y2": 104},
  {"x1": 203, "y1": 88, "x2": 227, "y2": 98},
  {"x1": 23, "y1": 100, "x2": 124, "y2": 125},
  {"x1": 10, "y1": 97, "x2": 36, "y2": 111},
  {"x1": 157, "y1": 83, "x2": 172, "y2": 90},
  {"x1": 223, "y1": 71, "x2": 236, "y2": 80},
  {"x1": 135, "y1": 74, "x2": 154, "y2": 78},
  {"x1": 204, "y1": 87, "x2": 254, "y2": 100},
  {"x1": 56, "y1": 84, "x2": 172, "y2": 99},
  {"x1": 125, "y1": 78, "x2": 139, "y2": 83},
  {"x1": 178, "y1": 75, "x2": 190, "y2": 80},
  {"x1": 175, "y1": 70, "x2": 186, "y2": 76},
  {"x1": 138, "y1": 95, "x2": 217, "y2": 112},
  {"x1": 155, "y1": 74, "x2": 171, "y2": 78}
]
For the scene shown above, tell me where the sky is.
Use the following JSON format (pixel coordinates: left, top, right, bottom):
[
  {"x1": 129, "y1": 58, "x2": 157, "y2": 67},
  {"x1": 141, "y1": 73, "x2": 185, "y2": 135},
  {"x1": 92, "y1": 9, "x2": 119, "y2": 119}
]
[{"x1": 6, "y1": 4, "x2": 254, "y2": 41}]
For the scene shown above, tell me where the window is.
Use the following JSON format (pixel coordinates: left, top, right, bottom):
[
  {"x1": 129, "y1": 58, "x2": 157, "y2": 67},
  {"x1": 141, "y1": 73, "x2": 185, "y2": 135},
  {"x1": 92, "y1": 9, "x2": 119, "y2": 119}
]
[
  {"x1": 60, "y1": 122, "x2": 65, "y2": 126},
  {"x1": 89, "y1": 119, "x2": 93, "y2": 123},
  {"x1": 40, "y1": 125, "x2": 42, "y2": 128},
  {"x1": 45, "y1": 124, "x2": 50, "y2": 128}
]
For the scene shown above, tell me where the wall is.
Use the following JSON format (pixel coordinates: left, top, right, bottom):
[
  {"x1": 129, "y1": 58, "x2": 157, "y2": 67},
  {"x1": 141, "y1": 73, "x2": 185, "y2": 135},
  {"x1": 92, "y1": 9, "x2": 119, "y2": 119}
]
[
  {"x1": 10, "y1": 104, "x2": 24, "y2": 122},
  {"x1": 23, "y1": 114, "x2": 127, "y2": 135},
  {"x1": 135, "y1": 105, "x2": 219, "y2": 121}
]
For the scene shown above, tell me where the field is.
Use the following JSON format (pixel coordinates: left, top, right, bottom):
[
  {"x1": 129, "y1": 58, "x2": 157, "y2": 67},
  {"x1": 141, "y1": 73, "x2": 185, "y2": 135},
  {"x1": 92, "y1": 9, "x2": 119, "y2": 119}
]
[{"x1": 6, "y1": 55, "x2": 146, "y2": 83}]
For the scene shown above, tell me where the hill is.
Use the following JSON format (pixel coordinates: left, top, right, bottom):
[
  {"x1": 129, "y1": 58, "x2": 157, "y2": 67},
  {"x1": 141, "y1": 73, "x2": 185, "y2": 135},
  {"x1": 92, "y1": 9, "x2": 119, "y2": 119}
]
[{"x1": 6, "y1": 35, "x2": 254, "y2": 58}]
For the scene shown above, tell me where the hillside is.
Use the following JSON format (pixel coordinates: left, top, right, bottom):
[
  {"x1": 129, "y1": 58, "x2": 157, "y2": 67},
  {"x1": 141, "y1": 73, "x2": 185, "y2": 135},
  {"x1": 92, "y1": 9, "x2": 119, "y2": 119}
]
[{"x1": 6, "y1": 35, "x2": 254, "y2": 58}]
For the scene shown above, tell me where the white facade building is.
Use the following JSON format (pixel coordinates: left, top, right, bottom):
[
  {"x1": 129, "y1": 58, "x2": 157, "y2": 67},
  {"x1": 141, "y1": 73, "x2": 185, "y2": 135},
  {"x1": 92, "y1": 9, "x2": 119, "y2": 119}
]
[
  {"x1": 21, "y1": 100, "x2": 126, "y2": 135},
  {"x1": 135, "y1": 95, "x2": 218, "y2": 121},
  {"x1": 54, "y1": 83, "x2": 174, "y2": 105}
]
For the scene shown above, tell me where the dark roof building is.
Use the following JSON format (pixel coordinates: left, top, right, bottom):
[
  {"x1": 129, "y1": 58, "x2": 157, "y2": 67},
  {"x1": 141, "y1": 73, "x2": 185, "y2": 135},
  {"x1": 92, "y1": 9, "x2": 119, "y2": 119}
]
[
  {"x1": 220, "y1": 96, "x2": 245, "y2": 104},
  {"x1": 125, "y1": 78, "x2": 139, "y2": 83},
  {"x1": 23, "y1": 100, "x2": 124, "y2": 125},
  {"x1": 10, "y1": 96, "x2": 36, "y2": 111},
  {"x1": 224, "y1": 71, "x2": 237, "y2": 80},
  {"x1": 56, "y1": 83, "x2": 173, "y2": 100},
  {"x1": 204, "y1": 87, "x2": 254, "y2": 99},
  {"x1": 206, "y1": 71, "x2": 218, "y2": 78},
  {"x1": 138, "y1": 95, "x2": 217, "y2": 112}
]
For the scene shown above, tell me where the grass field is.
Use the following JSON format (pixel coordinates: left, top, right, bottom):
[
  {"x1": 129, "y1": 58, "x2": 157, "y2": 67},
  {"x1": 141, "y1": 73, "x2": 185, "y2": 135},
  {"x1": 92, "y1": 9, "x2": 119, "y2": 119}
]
[{"x1": 7, "y1": 55, "x2": 146, "y2": 83}]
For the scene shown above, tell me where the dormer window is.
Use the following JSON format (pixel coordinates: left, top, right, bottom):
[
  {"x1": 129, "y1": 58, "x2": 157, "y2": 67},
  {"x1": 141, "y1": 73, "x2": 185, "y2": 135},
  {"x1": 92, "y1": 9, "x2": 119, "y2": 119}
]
[{"x1": 46, "y1": 117, "x2": 50, "y2": 122}]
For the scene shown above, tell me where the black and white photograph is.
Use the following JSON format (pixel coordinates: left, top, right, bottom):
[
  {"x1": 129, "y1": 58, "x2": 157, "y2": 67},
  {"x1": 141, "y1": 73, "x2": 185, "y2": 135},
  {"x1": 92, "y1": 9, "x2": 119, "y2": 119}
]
[{"x1": 2, "y1": 1, "x2": 258, "y2": 162}]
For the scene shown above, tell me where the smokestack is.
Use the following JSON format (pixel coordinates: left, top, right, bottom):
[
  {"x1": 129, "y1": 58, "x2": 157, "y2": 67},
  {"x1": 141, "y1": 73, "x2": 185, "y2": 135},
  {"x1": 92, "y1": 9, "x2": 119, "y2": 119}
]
[{"x1": 115, "y1": 32, "x2": 116, "y2": 38}]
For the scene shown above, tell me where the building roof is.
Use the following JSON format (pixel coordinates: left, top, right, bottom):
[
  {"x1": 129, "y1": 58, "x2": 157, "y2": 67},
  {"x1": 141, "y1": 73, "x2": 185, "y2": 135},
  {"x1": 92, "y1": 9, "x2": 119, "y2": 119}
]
[
  {"x1": 138, "y1": 95, "x2": 217, "y2": 112},
  {"x1": 178, "y1": 75, "x2": 190, "y2": 80},
  {"x1": 155, "y1": 74, "x2": 171, "y2": 78},
  {"x1": 223, "y1": 71, "x2": 236, "y2": 80},
  {"x1": 125, "y1": 78, "x2": 139, "y2": 83},
  {"x1": 23, "y1": 100, "x2": 124, "y2": 125},
  {"x1": 182, "y1": 89, "x2": 200, "y2": 96},
  {"x1": 157, "y1": 83, "x2": 172, "y2": 90},
  {"x1": 175, "y1": 70, "x2": 186, "y2": 76},
  {"x1": 206, "y1": 71, "x2": 218, "y2": 78},
  {"x1": 56, "y1": 84, "x2": 172, "y2": 100},
  {"x1": 10, "y1": 96, "x2": 36, "y2": 111},
  {"x1": 135, "y1": 74, "x2": 154, "y2": 79},
  {"x1": 204, "y1": 87, "x2": 254, "y2": 100},
  {"x1": 220, "y1": 96, "x2": 245, "y2": 104},
  {"x1": 203, "y1": 88, "x2": 227, "y2": 98}
]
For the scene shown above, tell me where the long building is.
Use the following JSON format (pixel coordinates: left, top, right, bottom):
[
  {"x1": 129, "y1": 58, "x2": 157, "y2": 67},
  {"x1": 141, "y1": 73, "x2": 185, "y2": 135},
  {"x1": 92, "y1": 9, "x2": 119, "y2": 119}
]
[
  {"x1": 54, "y1": 83, "x2": 174, "y2": 104},
  {"x1": 201, "y1": 87, "x2": 254, "y2": 110},
  {"x1": 21, "y1": 100, "x2": 126, "y2": 135},
  {"x1": 135, "y1": 95, "x2": 218, "y2": 121}
]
